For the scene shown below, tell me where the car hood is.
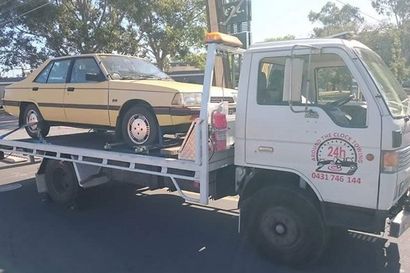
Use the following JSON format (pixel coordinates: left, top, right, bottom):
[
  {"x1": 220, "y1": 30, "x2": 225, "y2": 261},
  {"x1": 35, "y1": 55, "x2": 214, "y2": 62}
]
[{"x1": 110, "y1": 79, "x2": 237, "y2": 97}]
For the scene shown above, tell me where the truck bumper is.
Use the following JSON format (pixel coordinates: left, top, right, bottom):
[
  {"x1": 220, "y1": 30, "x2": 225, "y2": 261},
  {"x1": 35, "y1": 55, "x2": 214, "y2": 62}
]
[{"x1": 389, "y1": 209, "x2": 410, "y2": 238}]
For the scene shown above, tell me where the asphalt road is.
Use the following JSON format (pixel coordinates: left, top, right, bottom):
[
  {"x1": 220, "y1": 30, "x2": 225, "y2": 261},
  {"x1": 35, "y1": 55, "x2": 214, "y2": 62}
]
[{"x1": 0, "y1": 113, "x2": 409, "y2": 273}]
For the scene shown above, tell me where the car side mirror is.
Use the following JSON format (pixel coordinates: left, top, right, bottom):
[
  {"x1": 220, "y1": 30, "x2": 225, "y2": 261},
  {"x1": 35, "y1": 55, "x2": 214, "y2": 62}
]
[{"x1": 85, "y1": 73, "x2": 104, "y2": 82}]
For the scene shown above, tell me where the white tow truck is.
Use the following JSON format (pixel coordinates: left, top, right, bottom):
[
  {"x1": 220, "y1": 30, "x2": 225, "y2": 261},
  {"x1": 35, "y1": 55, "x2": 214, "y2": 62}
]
[{"x1": 0, "y1": 32, "x2": 409, "y2": 265}]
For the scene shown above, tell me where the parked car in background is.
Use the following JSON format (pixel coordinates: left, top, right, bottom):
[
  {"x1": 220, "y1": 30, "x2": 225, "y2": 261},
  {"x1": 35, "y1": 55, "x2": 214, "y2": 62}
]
[{"x1": 2, "y1": 54, "x2": 236, "y2": 147}]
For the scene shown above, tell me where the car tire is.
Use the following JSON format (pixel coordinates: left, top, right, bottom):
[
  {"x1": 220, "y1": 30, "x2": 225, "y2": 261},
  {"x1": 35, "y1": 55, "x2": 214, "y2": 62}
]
[
  {"x1": 246, "y1": 186, "x2": 328, "y2": 266},
  {"x1": 44, "y1": 160, "x2": 80, "y2": 206},
  {"x1": 22, "y1": 104, "x2": 50, "y2": 139},
  {"x1": 121, "y1": 105, "x2": 159, "y2": 147}
]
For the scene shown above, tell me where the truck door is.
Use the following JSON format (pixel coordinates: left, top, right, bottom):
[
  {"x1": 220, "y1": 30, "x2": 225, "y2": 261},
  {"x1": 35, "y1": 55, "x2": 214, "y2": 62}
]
[
  {"x1": 64, "y1": 57, "x2": 110, "y2": 126},
  {"x1": 245, "y1": 48, "x2": 382, "y2": 209}
]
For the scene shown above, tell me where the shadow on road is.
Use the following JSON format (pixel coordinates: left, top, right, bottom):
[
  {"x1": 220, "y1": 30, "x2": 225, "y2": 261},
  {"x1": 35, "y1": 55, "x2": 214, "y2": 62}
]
[{"x1": 0, "y1": 180, "x2": 402, "y2": 273}]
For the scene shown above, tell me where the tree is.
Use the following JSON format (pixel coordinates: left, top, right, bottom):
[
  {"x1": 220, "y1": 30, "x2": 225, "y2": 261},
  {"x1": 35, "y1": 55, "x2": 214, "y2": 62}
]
[
  {"x1": 308, "y1": 2, "x2": 365, "y2": 37},
  {"x1": 371, "y1": 0, "x2": 410, "y2": 27},
  {"x1": 264, "y1": 35, "x2": 296, "y2": 42},
  {"x1": 0, "y1": 0, "x2": 207, "y2": 72},
  {"x1": 119, "y1": 0, "x2": 207, "y2": 70}
]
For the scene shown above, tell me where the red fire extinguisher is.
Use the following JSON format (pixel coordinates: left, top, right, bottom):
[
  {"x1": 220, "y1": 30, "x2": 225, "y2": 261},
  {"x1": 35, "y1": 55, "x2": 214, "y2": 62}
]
[{"x1": 211, "y1": 106, "x2": 228, "y2": 152}]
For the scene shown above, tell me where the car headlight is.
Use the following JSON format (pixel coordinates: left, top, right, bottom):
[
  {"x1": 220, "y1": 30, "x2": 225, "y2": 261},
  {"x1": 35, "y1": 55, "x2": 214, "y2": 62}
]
[{"x1": 172, "y1": 92, "x2": 202, "y2": 107}]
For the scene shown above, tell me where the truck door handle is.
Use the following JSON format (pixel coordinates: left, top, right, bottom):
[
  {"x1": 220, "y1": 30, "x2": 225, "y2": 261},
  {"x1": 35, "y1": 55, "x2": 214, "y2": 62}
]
[
  {"x1": 67, "y1": 87, "x2": 75, "y2": 92},
  {"x1": 257, "y1": 146, "x2": 274, "y2": 153},
  {"x1": 32, "y1": 87, "x2": 38, "y2": 91}
]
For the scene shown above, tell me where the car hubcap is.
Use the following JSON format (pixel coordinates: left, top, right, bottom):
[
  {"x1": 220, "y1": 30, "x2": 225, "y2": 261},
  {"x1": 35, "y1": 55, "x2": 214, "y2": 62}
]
[
  {"x1": 26, "y1": 110, "x2": 39, "y2": 132},
  {"x1": 260, "y1": 207, "x2": 300, "y2": 248},
  {"x1": 127, "y1": 114, "x2": 150, "y2": 145}
]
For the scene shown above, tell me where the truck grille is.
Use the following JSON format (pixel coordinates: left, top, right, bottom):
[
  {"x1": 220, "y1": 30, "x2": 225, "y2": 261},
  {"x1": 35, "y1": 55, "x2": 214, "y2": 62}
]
[
  {"x1": 399, "y1": 146, "x2": 410, "y2": 170},
  {"x1": 210, "y1": 96, "x2": 235, "y2": 103}
]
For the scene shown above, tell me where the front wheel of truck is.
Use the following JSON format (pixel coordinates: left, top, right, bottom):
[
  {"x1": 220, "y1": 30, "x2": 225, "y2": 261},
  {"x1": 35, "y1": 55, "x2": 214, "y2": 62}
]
[{"x1": 246, "y1": 186, "x2": 328, "y2": 266}]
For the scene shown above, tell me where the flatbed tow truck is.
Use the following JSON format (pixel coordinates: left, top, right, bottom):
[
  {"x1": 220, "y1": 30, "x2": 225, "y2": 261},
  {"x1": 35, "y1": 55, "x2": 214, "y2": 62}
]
[{"x1": 1, "y1": 32, "x2": 410, "y2": 266}]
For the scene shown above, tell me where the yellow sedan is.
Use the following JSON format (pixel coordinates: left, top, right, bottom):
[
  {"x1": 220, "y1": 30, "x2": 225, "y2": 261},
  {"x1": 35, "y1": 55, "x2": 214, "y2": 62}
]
[{"x1": 3, "y1": 54, "x2": 235, "y2": 147}]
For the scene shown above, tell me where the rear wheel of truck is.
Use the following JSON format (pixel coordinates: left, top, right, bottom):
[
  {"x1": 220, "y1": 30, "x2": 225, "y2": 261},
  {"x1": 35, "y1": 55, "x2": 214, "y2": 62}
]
[
  {"x1": 246, "y1": 186, "x2": 328, "y2": 266},
  {"x1": 22, "y1": 104, "x2": 50, "y2": 139},
  {"x1": 44, "y1": 160, "x2": 80, "y2": 206},
  {"x1": 121, "y1": 105, "x2": 159, "y2": 147}
]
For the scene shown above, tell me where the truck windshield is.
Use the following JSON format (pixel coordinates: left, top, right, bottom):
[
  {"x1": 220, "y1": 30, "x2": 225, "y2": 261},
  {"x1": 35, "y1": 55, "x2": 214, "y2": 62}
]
[
  {"x1": 99, "y1": 55, "x2": 170, "y2": 80},
  {"x1": 355, "y1": 48, "x2": 409, "y2": 118}
]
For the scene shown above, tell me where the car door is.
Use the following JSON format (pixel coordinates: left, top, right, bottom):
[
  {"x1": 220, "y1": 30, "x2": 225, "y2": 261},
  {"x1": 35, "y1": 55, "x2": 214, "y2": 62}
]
[
  {"x1": 245, "y1": 48, "x2": 382, "y2": 210},
  {"x1": 64, "y1": 57, "x2": 110, "y2": 126},
  {"x1": 32, "y1": 59, "x2": 71, "y2": 122}
]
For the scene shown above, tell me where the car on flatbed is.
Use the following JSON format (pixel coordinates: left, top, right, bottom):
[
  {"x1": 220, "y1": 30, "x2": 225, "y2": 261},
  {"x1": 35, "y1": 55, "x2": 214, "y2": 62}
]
[{"x1": 2, "y1": 54, "x2": 236, "y2": 146}]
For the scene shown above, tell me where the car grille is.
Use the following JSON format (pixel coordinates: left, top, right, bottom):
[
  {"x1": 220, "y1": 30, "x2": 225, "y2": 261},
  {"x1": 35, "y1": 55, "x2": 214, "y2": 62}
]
[
  {"x1": 210, "y1": 96, "x2": 235, "y2": 103},
  {"x1": 399, "y1": 146, "x2": 410, "y2": 170}
]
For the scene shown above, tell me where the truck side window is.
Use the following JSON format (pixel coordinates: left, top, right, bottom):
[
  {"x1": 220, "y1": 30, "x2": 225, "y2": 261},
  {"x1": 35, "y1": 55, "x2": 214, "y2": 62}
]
[
  {"x1": 257, "y1": 58, "x2": 286, "y2": 105},
  {"x1": 315, "y1": 62, "x2": 367, "y2": 128}
]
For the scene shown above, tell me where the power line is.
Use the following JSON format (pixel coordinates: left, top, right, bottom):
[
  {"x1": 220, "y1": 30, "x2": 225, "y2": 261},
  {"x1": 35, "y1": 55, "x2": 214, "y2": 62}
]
[
  {"x1": 0, "y1": 1, "x2": 50, "y2": 28},
  {"x1": 1, "y1": 0, "x2": 37, "y2": 16},
  {"x1": 334, "y1": 0, "x2": 384, "y2": 23}
]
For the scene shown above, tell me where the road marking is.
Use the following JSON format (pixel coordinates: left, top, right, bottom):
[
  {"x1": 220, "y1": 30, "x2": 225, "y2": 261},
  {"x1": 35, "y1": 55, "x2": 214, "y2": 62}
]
[{"x1": 0, "y1": 183, "x2": 22, "y2": 192}]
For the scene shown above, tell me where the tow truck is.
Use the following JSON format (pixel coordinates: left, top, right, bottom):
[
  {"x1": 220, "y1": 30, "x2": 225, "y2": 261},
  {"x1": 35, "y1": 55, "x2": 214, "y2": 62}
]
[{"x1": 0, "y1": 32, "x2": 409, "y2": 266}]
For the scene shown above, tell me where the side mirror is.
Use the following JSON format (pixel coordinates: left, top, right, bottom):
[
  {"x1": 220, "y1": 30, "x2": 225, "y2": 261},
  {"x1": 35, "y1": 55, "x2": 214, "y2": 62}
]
[{"x1": 85, "y1": 73, "x2": 105, "y2": 82}]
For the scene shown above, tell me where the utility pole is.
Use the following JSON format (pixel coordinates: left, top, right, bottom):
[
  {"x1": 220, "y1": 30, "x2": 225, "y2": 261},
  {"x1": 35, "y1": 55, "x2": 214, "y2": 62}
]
[{"x1": 206, "y1": 0, "x2": 225, "y2": 87}]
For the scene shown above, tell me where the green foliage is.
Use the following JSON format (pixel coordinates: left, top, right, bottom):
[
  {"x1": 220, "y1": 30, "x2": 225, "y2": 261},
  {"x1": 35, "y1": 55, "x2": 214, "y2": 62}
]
[
  {"x1": 0, "y1": 0, "x2": 206, "y2": 72},
  {"x1": 264, "y1": 35, "x2": 296, "y2": 42},
  {"x1": 371, "y1": 0, "x2": 410, "y2": 27},
  {"x1": 309, "y1": 1, "x2": 410, "y2": 80},
  {"x1": 308, "y1": 2, "x2": 364, "y2": 37}
]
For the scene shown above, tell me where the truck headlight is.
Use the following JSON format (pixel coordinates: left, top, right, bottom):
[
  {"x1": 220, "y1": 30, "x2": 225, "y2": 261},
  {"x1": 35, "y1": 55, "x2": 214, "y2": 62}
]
[
  {"x1": 172, "y1": 92, "x2": 202, "y2": 107},
  {"x1": 382, "y1": 150, "x2": 399, "y2": 172}
]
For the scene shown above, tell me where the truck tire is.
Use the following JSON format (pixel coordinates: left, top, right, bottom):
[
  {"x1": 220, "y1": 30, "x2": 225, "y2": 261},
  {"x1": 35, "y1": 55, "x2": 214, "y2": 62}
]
[
  {"x1": 22, "y1": 104, "x2": 50, "y2": 139},
  {"x1": 121, "y1": 105, "x2": 159, "y2": 147},
  {"x1": 44, "y1": 160, "x2": 80, "y2": 206},
  {"x1": 244, "y1": 186, "x2": 328, "y2": 266}
]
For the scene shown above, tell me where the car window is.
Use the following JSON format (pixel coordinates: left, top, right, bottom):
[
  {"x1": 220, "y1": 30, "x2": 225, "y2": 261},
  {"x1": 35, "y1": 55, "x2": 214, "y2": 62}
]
[
  {"x1": 34, "y1": 62, "x2": 53, "y2": 83},
  {"x1": 70, "y1": 58, "x2": 103, "y2": 83},
  {"x1": 47, "y1": 59, "x2": 71, "y2": 83}
]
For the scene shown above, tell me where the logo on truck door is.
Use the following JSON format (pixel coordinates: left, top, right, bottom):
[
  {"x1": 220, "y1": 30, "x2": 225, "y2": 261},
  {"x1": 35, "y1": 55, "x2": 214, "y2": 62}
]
[{"x1": 311, "y1": 133, "x2": 364, "y2": 178}]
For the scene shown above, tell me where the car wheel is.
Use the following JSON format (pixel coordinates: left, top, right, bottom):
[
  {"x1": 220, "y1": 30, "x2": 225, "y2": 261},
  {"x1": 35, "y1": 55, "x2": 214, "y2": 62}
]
[
  {"x1": 121, "y1": 105, "x2": 159, "y2": 147},
  {"x1": 23, "y1": 104, "x2": 50, "y2": 138},
  {"x1": 247, "y1": 186, "x2": 328, "y2": 266}
]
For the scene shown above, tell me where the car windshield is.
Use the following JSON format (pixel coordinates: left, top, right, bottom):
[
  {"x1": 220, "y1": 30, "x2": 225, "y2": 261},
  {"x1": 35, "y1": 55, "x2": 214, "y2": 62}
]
[
  {"x1": 355, "y1": 48, "x2": 409, "y2": 118},
  {"x1": 99, "y1": 55, "x2": 171, "y2": 80}
]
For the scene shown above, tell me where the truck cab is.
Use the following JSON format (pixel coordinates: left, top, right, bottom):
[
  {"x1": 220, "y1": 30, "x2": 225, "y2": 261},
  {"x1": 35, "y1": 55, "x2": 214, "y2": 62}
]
[{"x1": 235, "y1": 38, "x2": 410, "y2": 263}]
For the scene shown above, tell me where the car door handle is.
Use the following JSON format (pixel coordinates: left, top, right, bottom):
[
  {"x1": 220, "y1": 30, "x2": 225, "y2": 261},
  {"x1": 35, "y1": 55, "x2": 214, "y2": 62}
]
[
  {"x1": 32, "y1": 87, "x2": 38, "y2": 91},
  {"x1": 257, "y1": 146, "x2": 274, "y2": 153},
  {"x1": 67, "y1": 87, "x2": 75, "y2": 92}
]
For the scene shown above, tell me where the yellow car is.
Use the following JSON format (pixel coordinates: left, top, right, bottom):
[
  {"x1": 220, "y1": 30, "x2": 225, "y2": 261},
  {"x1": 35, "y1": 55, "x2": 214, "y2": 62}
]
[{"x1": 3, "y1": 54, "x2": 236, "y2": 146}]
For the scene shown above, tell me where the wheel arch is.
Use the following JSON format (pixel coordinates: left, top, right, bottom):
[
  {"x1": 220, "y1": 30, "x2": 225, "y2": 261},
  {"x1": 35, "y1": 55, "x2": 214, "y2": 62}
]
[
  {"x1": 238, "y1": 168, "x2": 323, "y2": 212},
  {"x1": 116, "y1": 99, "x2": 159, "y2": 132},
  {"x1": 19, "y1": 101, "x2": 40, "y2": 126}
]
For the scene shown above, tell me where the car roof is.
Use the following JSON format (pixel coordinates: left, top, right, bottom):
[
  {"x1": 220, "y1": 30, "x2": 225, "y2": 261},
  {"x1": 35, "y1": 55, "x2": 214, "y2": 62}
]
[
  {"x1": 247, "y1": 38, "x2": 370, "y2": 53},
  {"x1": 49, "y1": 53, "x2": 143, "y2": 61}
]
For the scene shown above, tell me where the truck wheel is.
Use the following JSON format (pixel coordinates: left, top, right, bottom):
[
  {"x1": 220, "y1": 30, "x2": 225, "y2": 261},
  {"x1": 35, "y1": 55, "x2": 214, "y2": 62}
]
[
  {"x1": 121, "y1": 105, "x2": 159, "y2": 147},
  {"x1": 246, "y1": 186, "x2": 328, "y2": 266},
  {"x1": 22, "y1": 104, "x2": 50, "y2": 139},
  {"x1": 44, "y1": 160, "x2": 80, "y2": 206}
]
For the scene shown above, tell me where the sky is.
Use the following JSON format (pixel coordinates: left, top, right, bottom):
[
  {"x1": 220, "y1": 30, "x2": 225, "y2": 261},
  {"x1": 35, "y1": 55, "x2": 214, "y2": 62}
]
[{"x1": 251, "y1": 0, "x2": 387, "y2": 42}]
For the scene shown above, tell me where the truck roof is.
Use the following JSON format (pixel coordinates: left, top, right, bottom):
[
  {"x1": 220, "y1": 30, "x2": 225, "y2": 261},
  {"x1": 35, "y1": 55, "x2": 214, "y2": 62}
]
[{"x1": 248, "y1": 38, "x2": 370, "y2": 53}]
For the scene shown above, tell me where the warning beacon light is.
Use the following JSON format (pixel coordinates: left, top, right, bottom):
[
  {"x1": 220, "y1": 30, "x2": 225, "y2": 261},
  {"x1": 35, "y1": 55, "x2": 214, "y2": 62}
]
[{"x1": 205, "y1": 32, "x2": 243, "y2": 47}]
